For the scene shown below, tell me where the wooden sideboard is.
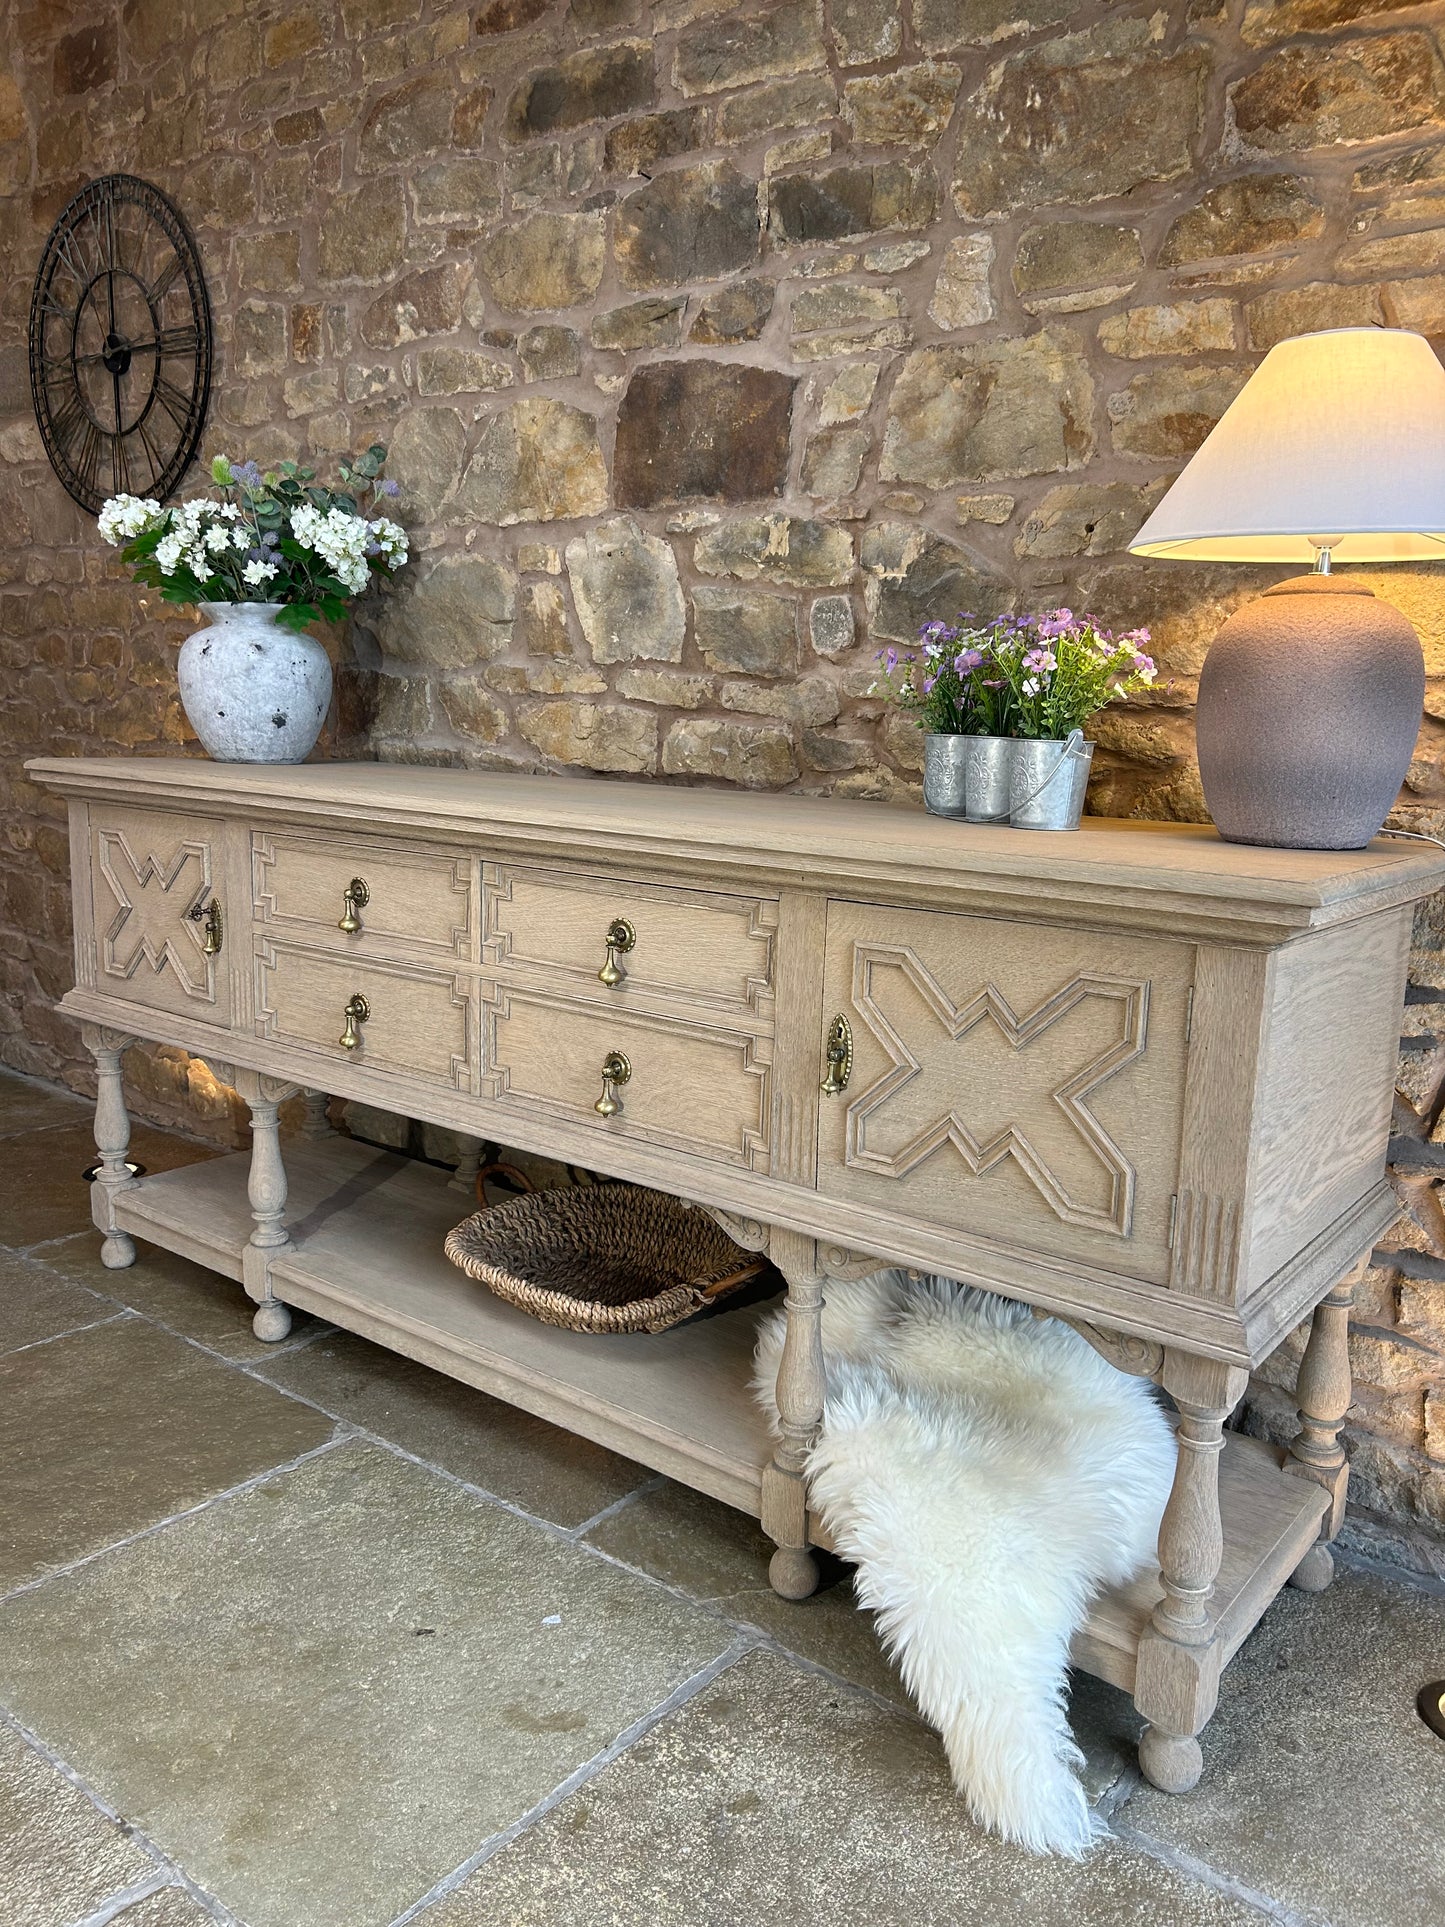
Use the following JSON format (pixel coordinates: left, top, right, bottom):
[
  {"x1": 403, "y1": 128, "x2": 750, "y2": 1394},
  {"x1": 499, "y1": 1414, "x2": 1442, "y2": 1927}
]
[{"x1": 29, "y1": 754, "x2": 1445, "y2": 1798}]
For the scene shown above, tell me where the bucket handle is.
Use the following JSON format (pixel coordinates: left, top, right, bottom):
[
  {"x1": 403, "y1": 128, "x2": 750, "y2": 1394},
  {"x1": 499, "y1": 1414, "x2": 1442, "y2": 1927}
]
[{"x1": 972, "y1": 728, "x2": 1087, "y2": 825}]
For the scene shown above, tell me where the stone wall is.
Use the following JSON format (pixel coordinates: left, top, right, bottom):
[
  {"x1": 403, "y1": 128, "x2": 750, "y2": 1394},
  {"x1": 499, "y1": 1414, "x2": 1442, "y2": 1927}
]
[{"x1": 4, "y1": 0, "x2": 1445, "y2": 1568}]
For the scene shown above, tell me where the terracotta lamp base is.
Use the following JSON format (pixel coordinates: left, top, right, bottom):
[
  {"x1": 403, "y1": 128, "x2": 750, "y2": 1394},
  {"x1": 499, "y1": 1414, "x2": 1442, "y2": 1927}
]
[{"x1": 1195, "y1": 576, "x2": 1424, "y2": 851}]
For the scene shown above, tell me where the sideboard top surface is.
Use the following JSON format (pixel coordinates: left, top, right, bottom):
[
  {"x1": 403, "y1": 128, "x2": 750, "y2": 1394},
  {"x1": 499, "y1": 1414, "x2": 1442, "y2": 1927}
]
[{"x1": 28, "y1": 756, "x2": 1445, "y2": 937}]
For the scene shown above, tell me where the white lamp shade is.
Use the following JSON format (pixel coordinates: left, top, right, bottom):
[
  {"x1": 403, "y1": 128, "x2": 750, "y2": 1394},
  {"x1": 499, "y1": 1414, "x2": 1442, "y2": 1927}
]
[{"x1": 1129, "y1": 327, "x2": 1445, "y2": 564}]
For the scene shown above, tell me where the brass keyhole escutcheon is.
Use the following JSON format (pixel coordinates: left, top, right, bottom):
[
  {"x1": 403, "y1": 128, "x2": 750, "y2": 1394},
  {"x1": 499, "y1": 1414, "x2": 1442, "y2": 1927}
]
[
  {"x1": 595, "y1": 1049, "x2": 631, "y2": 1117},
  {"x1": 338, "y1": 877, "x2": 370, "y2": 934},
  {"x1": 820, "y1": 1014, "x2": 852, "y2": 1096},
  {"x1": 339, "y1": 992, "x2": 370, "y2": 1051},
  {"x1": 187, "y1": 896, "x2": 223, "y2": 957},
  {"x1": 598, "y1": 916, "x2": 636, "y2": 988}
]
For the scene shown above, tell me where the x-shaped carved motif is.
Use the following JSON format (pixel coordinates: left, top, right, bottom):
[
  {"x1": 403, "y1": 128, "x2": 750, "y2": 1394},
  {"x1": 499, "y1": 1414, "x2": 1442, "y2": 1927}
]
[
  {"x1": 846, "y1": 942, "x2": 1149, "y2": 1237},
  {"x1": 97, "y1": 831, "x2": 213, "y2": 998}
]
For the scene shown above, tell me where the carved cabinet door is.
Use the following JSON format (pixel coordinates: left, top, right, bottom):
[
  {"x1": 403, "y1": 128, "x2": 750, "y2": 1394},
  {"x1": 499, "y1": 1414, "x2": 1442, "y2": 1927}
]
[
  {"x1": 816, "y1": 901, "x2": 1194, "y2": 1284},
  {"x1": 86, "y1": 806, "x2": 232, "y2": 1022}
]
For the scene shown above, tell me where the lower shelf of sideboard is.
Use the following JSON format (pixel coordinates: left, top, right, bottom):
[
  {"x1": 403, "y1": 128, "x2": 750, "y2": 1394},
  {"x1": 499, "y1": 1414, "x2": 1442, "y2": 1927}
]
[{"x1": 112, "y1": 1136, "x2": 1328, "y2": 1695}]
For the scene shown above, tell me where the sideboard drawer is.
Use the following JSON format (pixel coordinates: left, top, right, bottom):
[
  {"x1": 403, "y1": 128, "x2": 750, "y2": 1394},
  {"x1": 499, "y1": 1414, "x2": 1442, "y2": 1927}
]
[
  {"x1": 255, "y1": 943, "x2": 472, "y2": 1089},
  {"x1": 253, "y1": 832, "x2": 473, "y2": 961},
  {"x1": 483, "y1": 863, "x2": 776, "y2": 1026},
  {"x1": 484, "y1": 987, "x2": 771, "y2": 1171},
  {"x1": 817, "y1": 901, "x2": 1193, "y2": 1282},
  {"x1": 88, "y1": 806, "x2": 231, "y2": 1021}
]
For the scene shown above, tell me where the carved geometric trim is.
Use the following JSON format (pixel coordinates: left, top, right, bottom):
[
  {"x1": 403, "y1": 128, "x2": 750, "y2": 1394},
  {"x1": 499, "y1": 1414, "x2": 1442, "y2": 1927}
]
[
  {"x1": 96, "y1": 829, "x2": 216, "y2": 1004},
  {"x1": 1041, "y1": 1311, "x2": 1165, "y2": 1382},
  {"x1": 253, "y1": 940, "x2": 471, "y2": 1092},
  {"x1": 845, "y1": 942, "x2": 1149, "y2": 1238},
  {"x1": 685, "y1": 1202, "x2": 773, "y2": 1252}
]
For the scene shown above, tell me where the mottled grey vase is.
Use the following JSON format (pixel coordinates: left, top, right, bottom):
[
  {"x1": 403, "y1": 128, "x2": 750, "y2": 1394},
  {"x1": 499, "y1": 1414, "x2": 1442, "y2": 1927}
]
[
  {"x1": 177, "y1": 602, "x2": 332, "y2": 764},
  {"x1": 1195, "y1": 576, "x2": 1424, "y2": 851}
]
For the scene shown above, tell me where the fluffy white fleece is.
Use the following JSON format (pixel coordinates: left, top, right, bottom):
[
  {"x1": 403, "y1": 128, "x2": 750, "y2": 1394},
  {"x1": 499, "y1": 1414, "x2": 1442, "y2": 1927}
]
[{"x1": 753, "y1": 1270, "x2": 1175, "y2": 1858}]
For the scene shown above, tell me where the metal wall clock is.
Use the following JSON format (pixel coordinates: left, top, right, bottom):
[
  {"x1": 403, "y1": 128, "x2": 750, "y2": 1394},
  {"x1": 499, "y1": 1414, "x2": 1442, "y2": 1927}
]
[{"x1": 29, "y1": 173, "x2": 212, "y2": 514}]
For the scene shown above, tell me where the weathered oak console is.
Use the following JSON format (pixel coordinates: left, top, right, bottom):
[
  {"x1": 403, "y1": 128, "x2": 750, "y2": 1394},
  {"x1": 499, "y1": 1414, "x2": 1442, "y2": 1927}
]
[{"x1": 30, "y1": 755, "x2": 1445, "y2": 1797}]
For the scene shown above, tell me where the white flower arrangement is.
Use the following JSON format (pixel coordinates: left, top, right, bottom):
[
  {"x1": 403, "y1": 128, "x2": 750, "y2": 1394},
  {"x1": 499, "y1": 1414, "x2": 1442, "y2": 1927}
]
[{"x1": 97, "y1": 447, "x2": 408, "y2": 631}]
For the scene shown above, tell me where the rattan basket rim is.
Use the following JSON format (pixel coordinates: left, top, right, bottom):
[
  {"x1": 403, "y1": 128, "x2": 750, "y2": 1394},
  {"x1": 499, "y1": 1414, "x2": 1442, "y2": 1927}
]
[{"x1": 443, "y1": 1184, "x2": 766, "y2": 1336}]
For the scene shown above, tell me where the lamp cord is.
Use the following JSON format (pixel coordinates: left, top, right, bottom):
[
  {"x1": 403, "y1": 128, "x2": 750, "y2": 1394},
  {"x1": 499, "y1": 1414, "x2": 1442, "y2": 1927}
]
[{"x1": 1380, "y1": 828, "x2": 1445, "y2": 853}]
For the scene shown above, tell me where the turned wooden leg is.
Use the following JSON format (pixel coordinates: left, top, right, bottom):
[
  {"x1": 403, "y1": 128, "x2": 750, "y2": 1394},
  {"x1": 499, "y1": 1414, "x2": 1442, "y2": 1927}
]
[
  {"x1": 1134, "y1": 1350, "x2": 1248, "y2": 1794},
  {"x1": 299, "y1": 1089, "x2": 334, "y2": 1140},
  {"x1": 234, "y1": 1071, "x2": 300, "y2": 1342},
  {"x1": 81, "y1": 1024, "x2": 139, "y2": 1269},
  {"x1": 448, "y1": 1134, "x2": 484, "y2": 1197},
  {"x1": 760, "y1": 1228, "x2": 825, "y2": 1600},
  {"x1": 1285, "y1": 1264, "x2": 1360, "y2": 1592}
]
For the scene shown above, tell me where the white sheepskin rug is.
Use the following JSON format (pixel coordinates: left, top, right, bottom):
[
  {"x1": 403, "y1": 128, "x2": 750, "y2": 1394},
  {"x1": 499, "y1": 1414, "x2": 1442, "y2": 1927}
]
[{"x1": 752, "y1": 1269, "x2": 1175, "y2": 1858}]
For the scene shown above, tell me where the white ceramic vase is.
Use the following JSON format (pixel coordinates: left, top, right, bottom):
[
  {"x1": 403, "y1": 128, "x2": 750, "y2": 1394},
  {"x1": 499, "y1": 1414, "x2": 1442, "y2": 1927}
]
[{"x1": 176, "y1": 601, "x2": 332, "y2": 764}]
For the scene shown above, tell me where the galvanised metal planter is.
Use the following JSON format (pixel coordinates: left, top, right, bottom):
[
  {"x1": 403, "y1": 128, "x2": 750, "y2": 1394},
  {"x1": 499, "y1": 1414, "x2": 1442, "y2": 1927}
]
[
  {"x1": 922, "y1": 733, "x2": 970, "y2": 818},
  {"x1": 1009, "y1": 732, "x2": 1094, "y2": 831},
  {"x1": 963, "y1": 735, "x2": 1018, "y2": 823}
]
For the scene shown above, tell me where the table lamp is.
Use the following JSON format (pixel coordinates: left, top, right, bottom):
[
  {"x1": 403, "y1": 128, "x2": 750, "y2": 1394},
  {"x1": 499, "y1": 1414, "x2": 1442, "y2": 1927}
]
[{"x1": 1128, "y1": 326, "x2": 1445, "y2": 850}]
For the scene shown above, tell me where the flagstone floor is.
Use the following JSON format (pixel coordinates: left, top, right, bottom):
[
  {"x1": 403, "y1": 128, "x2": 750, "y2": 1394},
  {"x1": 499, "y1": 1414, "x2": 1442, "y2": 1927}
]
[{"x1": 2, "y1": 1062, "x2": 1443, "y2": 1927}]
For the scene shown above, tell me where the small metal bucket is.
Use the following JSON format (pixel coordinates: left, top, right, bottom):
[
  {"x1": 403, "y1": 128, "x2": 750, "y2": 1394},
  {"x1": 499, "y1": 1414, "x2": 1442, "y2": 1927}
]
[
  {"x1": 1009, "y1": 732, "x2": 1095, "y2": 831},
  {"x1": 922, "y1": 734, "x2": 970, "y2": 818},
  {"x1": 964, "y1": 736, "x2": 1018, "y2": 823}
]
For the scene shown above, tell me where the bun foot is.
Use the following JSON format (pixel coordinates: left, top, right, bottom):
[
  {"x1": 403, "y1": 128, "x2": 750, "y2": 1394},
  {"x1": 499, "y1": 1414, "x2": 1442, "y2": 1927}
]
[
  {"x1": 100, "y1": 1232, "x2": 136, "y2": 1270},
  {"x1": 252, "y1": 1298, "x2": 293, "y2": 1343},
  {"x1": 1287, "y1": 1542, "x2": 1335, "y2": 1592},
  {"x1": 768, "y1": 1545, "x2": 820, "y2": 1600},
  {"x1": 1139, "y1": 1727, "x2": 1203, "y2": 1794}
]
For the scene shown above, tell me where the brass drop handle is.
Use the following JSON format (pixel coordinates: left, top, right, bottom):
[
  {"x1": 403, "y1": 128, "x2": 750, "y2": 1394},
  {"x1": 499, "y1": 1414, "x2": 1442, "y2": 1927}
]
[
  {"x1": 187, "y1": 896, "x2": 223, "y2": 957},
  {"x1": 594, "y1": 1049, "x2": 631, "y2": 1117},
  {"x1": 598, "y1": 916, "x2": 636, "y2": 988},
  {"x1": 821, "y1": 1014, "x2": 852, "y2": 1096},
  {"x1": 339, "y1": 992, "x2": 370, "y2": 1051},
  {"x1": 338, "y1": 877, "x2": 370, "y2": 934}
]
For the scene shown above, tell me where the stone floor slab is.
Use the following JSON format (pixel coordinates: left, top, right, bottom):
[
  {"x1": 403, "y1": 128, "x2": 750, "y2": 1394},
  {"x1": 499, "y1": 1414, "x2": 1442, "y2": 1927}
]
[
  {"x1": 109, "y1": 1884, "x2": 217, "y2": 1925},
  {"x1": 586, "y1": 1479, "x2": 1140, "y2": 1801},
  {"x1": 0, "y1": 1440, "x2": 734, "y2": 1927},
  {"x1": 0, "y1": 1122, "x2": 214, "y2": 1250},
  {"x1": 0, "y1": 1721, "x2": 158, "y2": 1927},
  {"x1": 0, "y1": 1316, "x2": 336, "y2": 1592},
  {"x1": 258, "y1": 1328, "x2": 650, "y2": 1527},
  {"x1": 1122, "y1": 1564, "x2": 1445, "y2": 1927},
  {"x1": 39, "y1": 1232, "x2": 320, "y2": 1363},
  {"x1": 0, "y1": 1069, "x2": 91, "y2": 1139},
  {"x1": 0, "y1": 1247, "x2": 112, "y2": 1356},
  {"x1": 424, "y1": 1650, "x2": 1262, "y2": 1927}
]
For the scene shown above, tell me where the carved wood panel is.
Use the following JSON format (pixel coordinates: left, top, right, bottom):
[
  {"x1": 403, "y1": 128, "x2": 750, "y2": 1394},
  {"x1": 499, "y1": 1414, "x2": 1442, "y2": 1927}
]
[
  {"x1": 254, "y1": 940, "x2": 472, "y2": 1092},
  {"x1": 817, "y1": 902, "x2": 1193, "y2": 1283},
  {"x1": 89, "y1": 808, "x2": 229, "y2": 1019},
  {"x1": 253, "y1": 831, "x2": 473, "y2": 961}
]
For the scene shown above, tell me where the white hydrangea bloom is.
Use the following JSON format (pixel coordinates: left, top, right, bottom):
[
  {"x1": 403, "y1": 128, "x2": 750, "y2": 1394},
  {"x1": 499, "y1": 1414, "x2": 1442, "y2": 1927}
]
[
  {"x1": 97, "y1": 494, "x2": 163, "y2": 546},
  {"x1": 155, "y1": 533, "x2": 185, "y2": 575},
  {"x1": 369, "y1": 517, "x2": 408, "y2": 565}
]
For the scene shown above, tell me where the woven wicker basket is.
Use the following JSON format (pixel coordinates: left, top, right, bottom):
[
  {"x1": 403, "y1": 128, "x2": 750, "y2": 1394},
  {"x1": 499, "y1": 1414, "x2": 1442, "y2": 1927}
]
[{"x1": 444, "y1": 1183, "x2": 768, "y2": 1335}]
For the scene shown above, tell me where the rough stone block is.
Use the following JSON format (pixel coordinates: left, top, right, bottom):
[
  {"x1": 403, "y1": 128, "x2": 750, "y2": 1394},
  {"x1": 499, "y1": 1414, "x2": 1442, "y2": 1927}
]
[
  {"x1": 614, "y1": 162, "x2": 760, "y2": 289},
  {"x1": 416, "y1": 350, "x2": 515, "y2": 397},
  {"x1": 832, "y1": 0, "x2": 903, "y2": 64},
  {"x1": 661, "y1": 717, "x2": 798, "y2": 787},
  {"x1": 716, "y1": 76, "x2": 837, "y2": 144},
  {"x1": 843, "y1": 63, "x2": 961, "y2": 149},
  {"x1": 616, "y1": 667, "x2": 712, "y2": 707},
  {"x1": 378, "y1": 553, "x2": 515, "y2": 670},
  {"x1": 604, "y1": 108, "x2": 708, "y2": 177},
  {"x1": 409, "y1": 159, "x2": 502, "y2": 227},
  {"x1": 809, "y1": 594, "x2": 856, "y2": 658},
  {"x1": 801, "y1": 426, "x2": 870, "y2": 499},
  {"x1": 1158, "y1": 174, "x2": 1324, "y2": 266},
  {"x1": 954, "y1": 34, "x2": 1208, "y2": 219},
  {"x1": 862, "y1": 522, "x2": 1011, "y2": 644},
  {"x1": 928, "y1": 233, "x2": 995, "y2": 329},
  {"x1": 1014, "y1": 482, "x2": 1164, "y2": 559},
  {"x1": 817, "y1": 361, "x2": 880, "y2": 425},
  {"x1": 360, "y1": 263, "x2": 468, "y2": 347},
  {"x1": 507, "y1": 42, "x2": 654, "y2": 139},
  {"x1": 317, "y1": 183, "x2": 405, "y2": 283},
  {"x1": 690, "y1": 278, "x2": 776, "y2": 344},
  {"x1": 769, "y1": 162, "x2": 938, "y2": 243},
  {"x1": 1107, "y1": 364, "x2": 1252, "y2": 458},
  {"x1": 566, "y1": 518, "x2": 686, "y2": 665},
  {"x1": 1230, "y1": 34, "x2": 1445, "y2": 156},
  {"x1": 480, "y1": 211, "x2": 606, "y2": 312},
  {"x1": 614, "y1": 361, "x2": 795, "y2": 508},
  {"x1": 915, "y1": 0, "x2": 1082, "y2": 50},
  {"x1": 1245, "y1": 279, "x2": 1382, "y2": 350},
  {"x1": 455, "y1": 399, "x2": 609, "y2": 526},
  {"x1": 359, "y1": 74, "x2": 455, "y2": 168},
  {"x1": 693, "y1": 585, "x2": 799, "y2": 675},
  {"x1": 1098, "y1": 298, "x2": 1237, "y2": 358},
  {"x1": 881, "y1": 329, "x2": 1094, "y2": 486},
  {"x1": 694, "y1": 513, "x2": 854, "y2": 588},
  {"x1": 518, "y1": 327, "x2": 584, "y2": 380},
  {"x1": 673, "y1": 3, "x2": 827, "y2": 97},
  {"x1": 591, "y1": 297, "x2": 687, "y2": 351},
  {"x1": 521, "y1": 700, "x2": 658, "y2": 773}
]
